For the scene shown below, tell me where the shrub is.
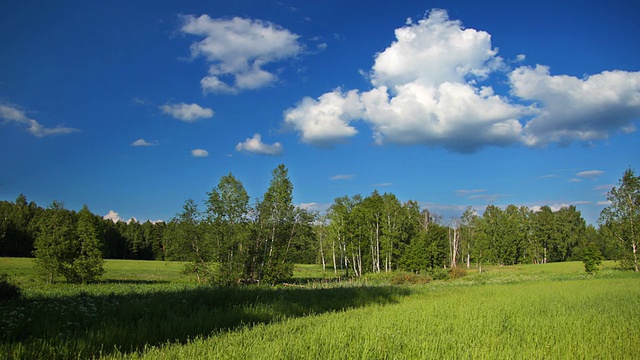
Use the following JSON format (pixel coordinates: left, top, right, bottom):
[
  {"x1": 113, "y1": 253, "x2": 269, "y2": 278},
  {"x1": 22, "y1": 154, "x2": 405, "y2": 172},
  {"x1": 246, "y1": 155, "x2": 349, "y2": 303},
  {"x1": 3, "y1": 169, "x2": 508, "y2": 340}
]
[
  {"x1": 449, "y1": 267, "x2": 467, "y2": 279},
  {"x1": 582, "y1": 242, "x2": 603, "y2": 274},
  {"x1": 390, "y1": 272, "x2": 432, "y2": 285},
  {"x1": 0, "y1": 273, "x2": 21, "y2": 301},
  {"x1": 427, "y1": 267, "x2": 450, "y2": 280}
]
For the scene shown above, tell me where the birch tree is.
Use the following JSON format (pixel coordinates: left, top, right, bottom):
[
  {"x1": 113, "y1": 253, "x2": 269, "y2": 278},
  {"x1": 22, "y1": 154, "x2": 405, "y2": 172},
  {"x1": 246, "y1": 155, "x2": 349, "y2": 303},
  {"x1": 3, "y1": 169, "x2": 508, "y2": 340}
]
[
  {"x1": 206, "y1": 173, "x2": 250, "y2": 285},
  {"x1": 599, "y1": 168, "x2": 640, "y2": 272}
]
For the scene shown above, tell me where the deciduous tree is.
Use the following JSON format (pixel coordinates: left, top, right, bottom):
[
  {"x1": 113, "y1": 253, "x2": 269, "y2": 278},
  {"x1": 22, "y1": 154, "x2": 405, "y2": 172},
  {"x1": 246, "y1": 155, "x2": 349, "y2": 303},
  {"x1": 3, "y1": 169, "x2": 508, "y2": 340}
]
[{"x1": 599, "y1": 168, "x2": 640, "y2": 271}]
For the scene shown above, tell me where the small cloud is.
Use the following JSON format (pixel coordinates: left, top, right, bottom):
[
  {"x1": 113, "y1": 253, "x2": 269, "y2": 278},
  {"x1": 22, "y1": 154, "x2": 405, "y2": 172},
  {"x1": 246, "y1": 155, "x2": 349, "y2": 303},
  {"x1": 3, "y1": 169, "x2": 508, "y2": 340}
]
[
  {"x1": 297, "y1": 202, "x2": 330, "y2": 213},
  {"x1": 530, "y1": 203, "x2": 571, "y2": 212},
  {"x1": 235, "y1": 133, "x2": 283, "y2": 155},
  {"x1": 160, "y1": 102, "x2": 214, "y2": 122},
  {"x1": 569, "y1": 178, "x2": 582, "y2": 183},
  {"x1": 468, "y1": 193, "x2": 510, "y2": 202},
  {"x1": 515, "y1": 54, "x2": 526, "y2": 62},
  {"x1": 132, "y1": 97, "x2": 148, "y2": 105},
  {"x1": 536, "y1": 174, "x2": 557, "y2": 180},
  {"x1": 455, "y1": 189, "x2": 485, "y2": 197},
  {"x1": 0, "y1": 103, "x2": 79, "y2": 137},
  {"x1": 103, "y1": 210, "x2": 123, "y2": 223},
  {"x1": 180, "y1": 15, "x2": 304, "y2": 94},
  {"x1": 191, "y1": 149, "x2": 209, "y2": 157},
  {"x1": 331, "y1": 174, "x2": 354, "y2": 180},
  {"x1": 372, "y1": 182, "x2": 393, "y2": 187},
  {"x1": 131, "y1": 138, "x2": 158, "y2": 147},
  {"x1": 577, "y1": 170, "x2": 604, "y2": 179},
  {"x1": 594, "y1": 184, "x2": 615, "y2": 193},
  {"x1": 597, "y1": 200, "x2": 612, "y2": 206}
]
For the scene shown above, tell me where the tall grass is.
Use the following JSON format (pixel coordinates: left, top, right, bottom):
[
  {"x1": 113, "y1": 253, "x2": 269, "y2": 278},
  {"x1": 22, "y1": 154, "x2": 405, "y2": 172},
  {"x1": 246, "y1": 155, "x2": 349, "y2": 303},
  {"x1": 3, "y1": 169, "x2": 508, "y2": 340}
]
[
  {"x1": 117, "y1": 276, "x2": 640, "y2": 359},
  {"x1": 0, "y1": 258, "x2": 638, "y2": 359}
]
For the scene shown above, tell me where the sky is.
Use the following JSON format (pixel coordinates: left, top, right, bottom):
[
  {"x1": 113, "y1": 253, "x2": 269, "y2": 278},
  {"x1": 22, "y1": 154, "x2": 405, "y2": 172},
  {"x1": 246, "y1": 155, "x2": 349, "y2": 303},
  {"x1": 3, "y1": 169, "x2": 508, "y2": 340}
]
[{"x1": 1, "y1": 0, "x2": 639, "y2": 225}]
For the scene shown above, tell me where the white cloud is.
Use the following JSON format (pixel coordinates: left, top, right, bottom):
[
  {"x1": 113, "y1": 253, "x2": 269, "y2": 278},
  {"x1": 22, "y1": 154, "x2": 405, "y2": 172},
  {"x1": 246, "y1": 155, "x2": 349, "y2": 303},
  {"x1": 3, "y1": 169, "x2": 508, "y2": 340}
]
[
  {"x1": 455, "y1": 189, "x2": 485, "y2": 197},
  {"x1": 191, "y1": 149, "x2": 209, "y2": 157},
  {"x1": 103, "y1": 210, "x2": 123, "y2": 223},
  {"x1": 284, "y1": 9, "x2": 529, "y2": 152},
  {"x1": 372, "y1": 182, "x2": 393, "y2": 187},
  {"x1": 510, "y1": 65, "x2": 640, "y2": 146},
  {"x1": 371, "y1": 9, "x2": 503, "y2": 89},
  {"x1": 131, "y1": 138, "x2": 158, "y2": 147},
  {"x1": 0, "y1": 103, "x2": 79, "y2": 137},
  {"x1": 331, "y1": 174, "x2": 355, "y2": 180},
  {"x1": 360, "y1": 82, "x2": 528, "y2": 152},
  {"x1": 467, "y1": 193, "x2": 510, "y2": 202},
  {"x1": 594, "y1": 184, "x2": 614, "y2": 192},
  {"x1": 365, "y1": 8, "x2": 526, "y2": 151},
  {"x1": 529, "y1": 204, "x2": 571, "y2": 213},
  {"x1": 284, "y1": 9, "x2": 640, "y2": 153},
  {"x1": 160, "y1": 102, "x2": 214, "y2": 122},
  {"x1": 576, "y1": 170, "x2": 604, "y2": 179},
  {"x1": 235, "y1": 133, "x2": 283, "y2": 155},
  {"x1": 283, "y1": 89, "x2": 363, "y2": 146},
  {"x1": 181, "y1": 15, "x2": 303, "y2": 94}
]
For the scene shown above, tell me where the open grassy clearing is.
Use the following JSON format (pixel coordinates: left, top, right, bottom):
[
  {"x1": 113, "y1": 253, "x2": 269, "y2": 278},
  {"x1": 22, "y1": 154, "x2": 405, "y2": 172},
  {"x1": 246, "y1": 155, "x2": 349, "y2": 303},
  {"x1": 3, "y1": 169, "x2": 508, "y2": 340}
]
[{"x1": 1, "y1": 258, "x2": 638, "y2": 359}]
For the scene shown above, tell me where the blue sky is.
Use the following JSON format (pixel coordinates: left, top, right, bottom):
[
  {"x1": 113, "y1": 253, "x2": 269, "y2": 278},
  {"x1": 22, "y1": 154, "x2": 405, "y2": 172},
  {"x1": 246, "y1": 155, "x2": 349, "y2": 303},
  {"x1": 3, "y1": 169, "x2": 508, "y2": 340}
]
[{"x1": 1, "y1": 0, "x2": 639, "y2": 225}]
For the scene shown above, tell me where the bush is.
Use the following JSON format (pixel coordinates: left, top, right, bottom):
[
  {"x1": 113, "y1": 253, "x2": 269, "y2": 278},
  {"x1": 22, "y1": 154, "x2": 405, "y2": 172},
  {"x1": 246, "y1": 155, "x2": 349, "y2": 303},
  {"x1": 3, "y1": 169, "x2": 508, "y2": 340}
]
[
  {"x1": 0, "y1": 273, "x2": 21, "y2": 301},
  {"x1": 582, "y1": 242, "x2": 603, "y2": 274},
  {"x1": 390, "y1": 272, "x2": 432, "y2": 285},
  {"x1": 449, "y1": 267, "x2": 467, "y2": 279},
  {"x1": 427, "y1": 267, "x2": 450, "y2": 280}
]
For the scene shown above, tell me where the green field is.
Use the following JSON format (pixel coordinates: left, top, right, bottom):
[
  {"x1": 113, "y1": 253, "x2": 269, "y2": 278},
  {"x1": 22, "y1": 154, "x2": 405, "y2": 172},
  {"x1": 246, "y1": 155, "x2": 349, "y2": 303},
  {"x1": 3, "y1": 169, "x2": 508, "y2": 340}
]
[{"x1": 1, "y1": 258, "x2": 639, "y2": 359}]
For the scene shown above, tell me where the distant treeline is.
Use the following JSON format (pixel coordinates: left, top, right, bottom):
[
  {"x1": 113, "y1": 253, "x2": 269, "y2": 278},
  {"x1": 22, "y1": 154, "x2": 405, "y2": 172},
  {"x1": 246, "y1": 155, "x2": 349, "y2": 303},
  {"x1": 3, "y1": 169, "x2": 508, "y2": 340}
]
[
  {"x1": 0, "y1": 166, "x2": 638, "y2": 279},
  {"x1": 0, "y1": 194, "x2": 166, "y2": 260},
  {"x1": 0, "y1": 193, "x2": 318, "y2": 264},
  {"x1": 0, "y1": 193, "x2": 622, "y2": 273}
]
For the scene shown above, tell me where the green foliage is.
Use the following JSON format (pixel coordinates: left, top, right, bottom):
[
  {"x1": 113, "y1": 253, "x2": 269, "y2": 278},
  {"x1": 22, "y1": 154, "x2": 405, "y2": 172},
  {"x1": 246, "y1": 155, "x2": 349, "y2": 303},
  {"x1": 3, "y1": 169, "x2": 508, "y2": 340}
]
[
  {"x1": 206, "y1": 173, "x2": 250, "y2": 286},
  {"x1": 32, "y1": 204, "x2": 105, "y2": 284},
  {"x1": 582, "y1": 242, "x2": 603, "y2": 274},
  {"x1": 426, "y1": 267, "x2": 450, "y2": 280},
  {"x1": 599, "y1": 168, "x2": 640, "y2": 272},
  {"x1": 164, "y1": 200, "x2": 212, "y2": 283},
  {"x1": 448, "y1": 266, "x2": 467, "y2": 279},
  {"x1": 389, "y1": 272, "x2": 432, "y2": 285},
  {"x1": 399, "y1": 223, "x2": 448, "y2": 272},
  {"x1": 0, "y1": 273, "x2": 21, "y2": 301},
  {"x1": 247, "y1": 165, "x2": 313, "y2": 284}
]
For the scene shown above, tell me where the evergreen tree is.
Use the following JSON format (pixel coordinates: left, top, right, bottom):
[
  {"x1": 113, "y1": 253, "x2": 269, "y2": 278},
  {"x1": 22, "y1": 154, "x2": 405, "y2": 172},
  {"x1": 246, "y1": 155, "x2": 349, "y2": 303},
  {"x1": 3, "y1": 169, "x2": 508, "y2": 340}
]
[
  {"x1": 67, "y1": 205, "x2": 104, "y2": 283},
  {"x1": 165, "y1": 199, "x2": 211, "y2": 282},
  {"x1": 33, "y1": 201, "x2": 75, "y2": 283},
  {"x1": 33, "y1": 203, "x2": 105, "y2": 283}
]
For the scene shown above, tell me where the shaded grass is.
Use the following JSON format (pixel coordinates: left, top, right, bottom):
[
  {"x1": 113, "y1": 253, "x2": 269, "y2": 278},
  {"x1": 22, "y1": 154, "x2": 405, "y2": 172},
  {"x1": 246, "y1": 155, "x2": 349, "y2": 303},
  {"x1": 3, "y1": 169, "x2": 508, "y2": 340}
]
[
  {"x1": 114, "y1": 275, "x2": 640, "y2": 360},
  {"x1": 0, "y1": 282, "x2": 409, "y2": 359},
  {"x1": 1, "y1": 258, "x2": 639, "y2": 359}
]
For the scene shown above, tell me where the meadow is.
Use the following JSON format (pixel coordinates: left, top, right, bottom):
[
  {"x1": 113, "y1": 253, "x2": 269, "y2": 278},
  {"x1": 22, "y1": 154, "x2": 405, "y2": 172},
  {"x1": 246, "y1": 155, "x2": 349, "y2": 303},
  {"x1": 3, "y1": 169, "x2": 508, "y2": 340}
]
[{"x1": 1, "y1": 258, "x2": 639, "y2": 359}]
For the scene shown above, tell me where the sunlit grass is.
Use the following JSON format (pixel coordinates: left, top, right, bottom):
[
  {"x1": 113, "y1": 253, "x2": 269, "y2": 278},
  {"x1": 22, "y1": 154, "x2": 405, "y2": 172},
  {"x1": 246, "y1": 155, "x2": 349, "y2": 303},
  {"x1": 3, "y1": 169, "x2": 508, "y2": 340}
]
[{"x1": 1, "y1": 258, "x2": 638, "y2": 359}]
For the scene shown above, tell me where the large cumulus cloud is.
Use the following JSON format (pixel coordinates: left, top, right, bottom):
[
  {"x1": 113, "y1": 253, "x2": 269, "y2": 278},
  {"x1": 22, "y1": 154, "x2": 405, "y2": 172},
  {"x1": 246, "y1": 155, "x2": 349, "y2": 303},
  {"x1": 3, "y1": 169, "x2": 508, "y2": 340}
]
[{"x1": 284, "y1": 9, "x2": 640, "y2": 153}]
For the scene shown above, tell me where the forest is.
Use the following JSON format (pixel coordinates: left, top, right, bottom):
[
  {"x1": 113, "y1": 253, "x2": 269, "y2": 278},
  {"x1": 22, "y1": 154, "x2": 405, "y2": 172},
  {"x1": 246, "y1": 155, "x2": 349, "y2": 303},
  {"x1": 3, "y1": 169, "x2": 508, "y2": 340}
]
[{"x1": 0, "y1": 165, "x2": 636, "y2": 284}]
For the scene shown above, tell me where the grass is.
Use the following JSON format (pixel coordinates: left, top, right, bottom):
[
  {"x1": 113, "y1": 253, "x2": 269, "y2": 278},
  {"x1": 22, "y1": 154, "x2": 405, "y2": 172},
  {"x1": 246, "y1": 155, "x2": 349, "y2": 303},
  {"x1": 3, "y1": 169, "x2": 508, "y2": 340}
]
[{"x1": 0, "y1": 258, "x2": 638, "y2": 359}]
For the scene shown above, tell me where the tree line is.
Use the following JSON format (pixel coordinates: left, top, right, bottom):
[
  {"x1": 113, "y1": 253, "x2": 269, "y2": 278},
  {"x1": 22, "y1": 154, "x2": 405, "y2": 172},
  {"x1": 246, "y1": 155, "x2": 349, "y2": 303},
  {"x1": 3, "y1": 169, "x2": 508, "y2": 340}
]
[
  {"x1": 1, "y1": 166, "x2": 638, "y2": 283},
  {"x1": 0, "y1": 194, "x2": 167, "y2": 261}
]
